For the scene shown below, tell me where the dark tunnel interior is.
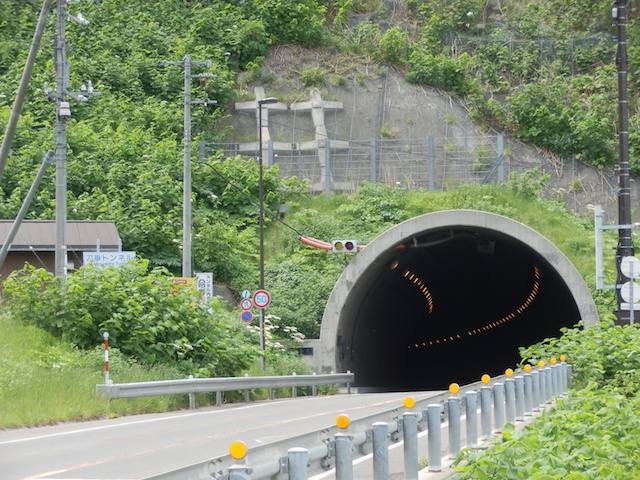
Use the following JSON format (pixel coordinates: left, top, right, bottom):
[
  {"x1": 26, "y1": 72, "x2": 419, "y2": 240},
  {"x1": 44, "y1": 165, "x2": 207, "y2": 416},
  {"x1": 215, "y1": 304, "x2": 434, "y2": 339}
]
[{"x1": 337, "y1": 227, "x2": 581, "y2": 391}]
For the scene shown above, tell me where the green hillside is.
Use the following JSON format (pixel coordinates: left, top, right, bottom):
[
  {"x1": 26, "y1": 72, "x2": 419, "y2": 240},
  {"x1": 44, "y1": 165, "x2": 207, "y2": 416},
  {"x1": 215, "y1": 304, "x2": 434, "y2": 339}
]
[
  {"x1": 1, "y1": 0, "x2": 638, "y2": 279},
  {"x1": 0, "y1": 0, "x2": 633, "y2": 431}
]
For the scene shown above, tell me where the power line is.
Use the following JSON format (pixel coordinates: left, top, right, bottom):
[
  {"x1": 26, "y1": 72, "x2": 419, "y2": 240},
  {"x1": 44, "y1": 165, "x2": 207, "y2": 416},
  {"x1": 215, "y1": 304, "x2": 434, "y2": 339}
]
[{"x1": 197, "y1": 160, "x2": 306, "y2": 239}]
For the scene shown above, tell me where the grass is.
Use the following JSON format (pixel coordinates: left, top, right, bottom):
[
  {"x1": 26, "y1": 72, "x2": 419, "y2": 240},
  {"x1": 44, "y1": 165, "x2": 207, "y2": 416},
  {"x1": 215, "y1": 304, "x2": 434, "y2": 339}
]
[{"x1": 0, "y1": 315, "x2": 192, "y2": 429}]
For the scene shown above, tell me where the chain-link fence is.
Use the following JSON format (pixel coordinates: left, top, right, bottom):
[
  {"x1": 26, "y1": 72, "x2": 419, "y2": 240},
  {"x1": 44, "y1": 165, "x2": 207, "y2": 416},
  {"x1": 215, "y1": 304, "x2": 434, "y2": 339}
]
[{"x1": 201, "y1": 134, "x2": 510, "y2": 194}]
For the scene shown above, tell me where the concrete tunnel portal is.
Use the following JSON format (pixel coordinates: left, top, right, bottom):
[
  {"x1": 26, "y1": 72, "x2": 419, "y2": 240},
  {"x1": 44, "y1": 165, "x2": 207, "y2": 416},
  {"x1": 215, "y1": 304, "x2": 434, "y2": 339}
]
[{"x1": 318, "y1": 210, "x2": 598, "y2": 391}]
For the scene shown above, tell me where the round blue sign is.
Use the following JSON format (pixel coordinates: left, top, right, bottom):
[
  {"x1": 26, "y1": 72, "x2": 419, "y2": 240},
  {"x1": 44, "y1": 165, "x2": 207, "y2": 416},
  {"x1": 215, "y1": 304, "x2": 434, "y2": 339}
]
[{"x1": 241, "y1": 311, "x2": 253, "y2": 323}]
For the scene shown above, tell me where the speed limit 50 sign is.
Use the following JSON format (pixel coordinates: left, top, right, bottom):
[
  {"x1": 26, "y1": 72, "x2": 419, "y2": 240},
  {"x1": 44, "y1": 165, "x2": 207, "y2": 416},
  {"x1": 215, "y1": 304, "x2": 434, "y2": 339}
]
[{"x1": 253, "y1": 290, "x2": 271, "y2": 309}]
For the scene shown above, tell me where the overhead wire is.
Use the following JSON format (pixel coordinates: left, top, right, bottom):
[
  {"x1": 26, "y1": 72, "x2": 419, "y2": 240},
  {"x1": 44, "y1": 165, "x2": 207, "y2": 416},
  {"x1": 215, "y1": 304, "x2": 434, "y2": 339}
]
[{"x1": 197, "y1": 160, "x2": 346, "y2": 262}]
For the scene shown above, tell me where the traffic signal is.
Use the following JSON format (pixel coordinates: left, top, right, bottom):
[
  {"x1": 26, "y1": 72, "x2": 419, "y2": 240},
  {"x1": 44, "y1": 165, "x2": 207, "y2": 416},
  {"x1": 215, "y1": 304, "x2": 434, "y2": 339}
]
[{"x1": 332, "y1": 240, "x2": 358, "y2": 253}]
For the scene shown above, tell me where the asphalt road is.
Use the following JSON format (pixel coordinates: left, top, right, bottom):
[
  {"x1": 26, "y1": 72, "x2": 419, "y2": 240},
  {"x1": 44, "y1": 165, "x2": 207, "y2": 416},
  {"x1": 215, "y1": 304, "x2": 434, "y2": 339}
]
[{"x1": 0, "y1": 391, "x2": 441, "y2": 480}]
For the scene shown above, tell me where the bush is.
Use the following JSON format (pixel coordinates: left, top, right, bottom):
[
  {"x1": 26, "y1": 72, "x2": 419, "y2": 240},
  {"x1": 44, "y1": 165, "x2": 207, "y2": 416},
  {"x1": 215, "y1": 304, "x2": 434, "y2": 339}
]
[
  {"x1": 1, "y1": 261, "x2": 259, "y2": 377},
  {"x1": 519, "y1": 320, "x2": 640, "y2": 391},
  {"x1": 407, "y1": 52, "x2": 476, "y2": 96}
]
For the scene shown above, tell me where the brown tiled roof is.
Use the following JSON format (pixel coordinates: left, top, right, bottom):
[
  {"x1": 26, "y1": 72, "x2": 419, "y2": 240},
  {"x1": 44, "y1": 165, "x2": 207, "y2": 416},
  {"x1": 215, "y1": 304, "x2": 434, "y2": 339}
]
[{"x1": 0, "y1": 220, "x2": 121, "y2": 251}]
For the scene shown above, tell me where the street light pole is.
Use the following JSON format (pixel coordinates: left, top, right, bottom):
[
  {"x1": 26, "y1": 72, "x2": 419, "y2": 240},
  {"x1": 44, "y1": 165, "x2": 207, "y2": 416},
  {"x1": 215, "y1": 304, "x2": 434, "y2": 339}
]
[{"x1": 257, "y1": 97, "x2": 278, "y2": 367}]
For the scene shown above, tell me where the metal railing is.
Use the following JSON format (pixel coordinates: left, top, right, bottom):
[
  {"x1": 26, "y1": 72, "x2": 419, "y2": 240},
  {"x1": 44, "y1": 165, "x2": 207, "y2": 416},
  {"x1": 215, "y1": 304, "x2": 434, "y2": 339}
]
[
  {"x1": 96, "y1": 372, "x2": 354, "y2": 407},
  {"x1": 146, "y1": 362, "x2": 572, "y2": 480}
]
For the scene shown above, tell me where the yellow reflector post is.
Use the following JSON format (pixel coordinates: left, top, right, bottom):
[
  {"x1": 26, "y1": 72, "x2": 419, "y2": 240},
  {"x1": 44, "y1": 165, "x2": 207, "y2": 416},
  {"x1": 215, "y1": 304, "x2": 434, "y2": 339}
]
[
  {"x1": 538, "y1": 361, "x2": 545, "y2": 368},
  {"x1": 404, "y1": 397, "x2": 416, "y2": 409},
  {"x1": 336, "y1": 414, "x2": 350, "y2": 429},
  {"x1": 524, "y1": 364, "x2": 532, "y2": 372},
  {"x1": 505, "y1": 368, "x2": 514, "y2": 377},
  {"x1": 550, "y1": 358, "x2": 557, "y2": 364},
  {"x1": 560, "y1": 355, "x2": 566, "y2": 362},
  {"x1": 229, "y1": 441, "x2": 247, "y2": 460},
  {"x1": 481, "y1": 374, "x2": 491, "y2": 384},
  {"x1": 449, "y1": 383, "x2": 460, "y2": 394}
]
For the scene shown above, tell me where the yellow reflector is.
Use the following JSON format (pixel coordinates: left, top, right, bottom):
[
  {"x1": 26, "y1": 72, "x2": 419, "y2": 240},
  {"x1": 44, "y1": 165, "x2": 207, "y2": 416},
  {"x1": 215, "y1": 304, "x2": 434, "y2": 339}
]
[
  {"x1": 505, "y1": 368, "x2": 514, "y2": 377},
  {"x1": 481, "y1": 374, "x2": 491, "y2": 384},
  {"x1": 560, "y1": 355, "x2": 566, "y2": 362},
  {"x1": 550, "y1": 358, "x2": 557, "y2": 364},
  {"x1": 538, "y1": 361, "x2": 545, "y2": 368},
  {"x1": 524, "y1": 364, "x2": 532, "y2": 372},
  {"x1": 404, "y1": 397, "x2": 416, "y2": 409},
  {"x1": 336, "y1": 414, "x2": 350, "y2": 429},
  {"x1": 229, "y1": 441, "x2": 247, "y2": 460},
  {"x1": 449, "y1": 383, "x2": 460, "y2": 394}
]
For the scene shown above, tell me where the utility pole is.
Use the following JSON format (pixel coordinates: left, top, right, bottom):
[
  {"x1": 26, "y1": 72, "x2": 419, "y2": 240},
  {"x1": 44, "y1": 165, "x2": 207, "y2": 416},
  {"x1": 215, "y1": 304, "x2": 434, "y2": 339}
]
[
  {"x1": 54, "y1": 0, "x2": 97, "y2": 280},
  {"x1": 161, "y1": 55, "x2": 215, "y2": 278},
  {"x1": 54, "y1": 0, "x2": 69, "y2": 279},
  {"x1": 613, "y1": 0, "x2": 635, "y2": 324}
]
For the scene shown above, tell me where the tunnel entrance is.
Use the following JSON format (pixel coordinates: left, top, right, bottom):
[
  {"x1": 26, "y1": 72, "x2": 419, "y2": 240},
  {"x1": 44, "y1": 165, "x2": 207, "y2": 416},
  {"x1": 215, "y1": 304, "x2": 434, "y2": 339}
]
[{"x1": 319, "y1": 210, "x2": 597, "y2": 391}]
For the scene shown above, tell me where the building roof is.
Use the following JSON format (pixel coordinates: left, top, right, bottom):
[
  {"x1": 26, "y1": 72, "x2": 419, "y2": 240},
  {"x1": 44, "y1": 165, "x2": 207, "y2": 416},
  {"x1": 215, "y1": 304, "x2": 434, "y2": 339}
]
[{"x1": 0, "y1": 220, "x2": 121, "y2": 251}]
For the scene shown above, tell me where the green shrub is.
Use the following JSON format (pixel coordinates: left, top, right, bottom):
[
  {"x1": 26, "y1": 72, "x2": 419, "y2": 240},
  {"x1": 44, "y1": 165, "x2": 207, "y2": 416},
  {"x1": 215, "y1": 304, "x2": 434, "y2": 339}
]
[
  {"x1": 1, "y1": 261, "x2": 259, "y2": 377},
  {"x1": 407, "y1": 52, "x2": 475, "y2": 96},
  {"x1": 519, "y1": 320, "x2": 640, "y2": 391},
  {"x1": 378, "y1": 27, "x2": 410, "y2": 64},
  {"x1": 301, "y1": 66, "x2": 325, "y2": 87}
]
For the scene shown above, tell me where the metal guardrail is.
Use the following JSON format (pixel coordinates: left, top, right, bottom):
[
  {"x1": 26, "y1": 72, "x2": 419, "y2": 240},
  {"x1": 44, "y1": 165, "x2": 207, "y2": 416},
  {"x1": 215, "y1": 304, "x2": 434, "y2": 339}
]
[
  {"x1": 96, "y1": 372, "x2": 354, "y2": 400},
  {"x1": 146, "y1": 363, "x2": 572, "y2": 480}
]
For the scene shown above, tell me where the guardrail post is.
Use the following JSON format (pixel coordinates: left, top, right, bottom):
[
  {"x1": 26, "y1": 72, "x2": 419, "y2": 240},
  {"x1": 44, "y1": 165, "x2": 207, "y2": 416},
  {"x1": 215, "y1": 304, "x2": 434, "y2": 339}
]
[
  {"x1": 514, "y1": 376, "x2": 524, "y2": 421},
  {"x1": 448, "y1": 396, "x2": 461, "y2": 458},
  {"x1": 244, "y1": 373, "x2": 250, "y2": 403},
  {"x1": 538, "y1": 368, "x2": 547, "y2": 406},
  {"x1": 403, "y1": 412, "x2": 419, "y2": 480},
  {"x1": 531, "y1": 370, "x2": 540, "y2": 412},
  {"x1": 465, "y1": 391, "x2": 478, "y2": 448},
  {"x1": 504, "y1": 378, "x2": 515, "y2": 425},
  {"x1": 567, "y1": 363, "x2": 573, "y2": 391},
  {"x1": 228, "y1": 441, "x2": 252, "y2": 480},
  {"x1": 188, "y1": 375, "x2": 196, "y2": 410},
  {"x1": 228, "y1": 466, "x2": 252, "y2": 480},
  {"x1": 523, "y1": 373, "x2": 533, "y2": 416},
  {"x1": 493, "y1": 383, "x2": 505, "y2": 433},
  {"x1": 562, "y1": 363, "x2": 571, "y2": 394},
  {"x1": 288, "y1": 447, "x2": 309, "y2": 480},
  {"x1": 552, "y1": 364, "x2": 560, "y2": 398},
  {"x1": 480, "y1": 386, "x2": 492, "y2": 440},
  {"x1": 427, "y1": 404, "x2": 442, "y2": 472},
  {"x1": 217, "y1": 391, "x2": 223, "y2": 406},
  {"x1": 372, "y1": 422, "x2": 389, "y2": 480},
  {"x1": 335, "y1": 434, "x2": 353, "y2": 480},
  {"x1": 292, "y1": 372, "x2": 298, "y2": 398},
  {"x1": 346, "y1": 370, "x2": 352, "y2": 394},
  {"x1": 545, "y1": 367, "x2": 553, "y2": 403}
]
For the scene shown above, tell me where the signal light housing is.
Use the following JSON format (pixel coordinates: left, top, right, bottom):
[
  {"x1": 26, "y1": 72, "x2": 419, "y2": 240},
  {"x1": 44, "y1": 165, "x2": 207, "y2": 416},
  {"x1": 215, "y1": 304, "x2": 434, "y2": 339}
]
[{"x1": 332, "y1": 240, "x2": 358, "y2": 253}]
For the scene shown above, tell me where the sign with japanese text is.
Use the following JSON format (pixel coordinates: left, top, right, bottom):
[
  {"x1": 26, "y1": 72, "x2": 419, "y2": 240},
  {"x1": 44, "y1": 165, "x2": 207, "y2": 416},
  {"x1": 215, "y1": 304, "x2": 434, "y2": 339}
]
[
  {"x1": 195, "y1": 272, "x2": 214, "y2": 302},
  {"x1": 83, "y1": 251, "x2": 135, "y2": 268}
]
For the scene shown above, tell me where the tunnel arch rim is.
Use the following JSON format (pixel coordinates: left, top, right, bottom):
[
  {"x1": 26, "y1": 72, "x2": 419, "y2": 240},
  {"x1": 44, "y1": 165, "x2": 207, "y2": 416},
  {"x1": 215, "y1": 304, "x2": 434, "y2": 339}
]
[{"x1": 318, "y1": 209, "x2": 599, "y2": 374}]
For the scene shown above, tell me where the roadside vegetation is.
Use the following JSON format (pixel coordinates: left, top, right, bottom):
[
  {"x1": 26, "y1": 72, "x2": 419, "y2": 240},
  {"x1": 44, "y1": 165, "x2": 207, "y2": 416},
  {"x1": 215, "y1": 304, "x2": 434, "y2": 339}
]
[
  {"x1": 455, "y1": 321, "x2": 640, "y2": 479},
  {"x1": 0, "y1": 175, "x2": 618, "y2": 428},
  {"x1": 0, "y1": 3, "x2": 637, "y2": 474}
]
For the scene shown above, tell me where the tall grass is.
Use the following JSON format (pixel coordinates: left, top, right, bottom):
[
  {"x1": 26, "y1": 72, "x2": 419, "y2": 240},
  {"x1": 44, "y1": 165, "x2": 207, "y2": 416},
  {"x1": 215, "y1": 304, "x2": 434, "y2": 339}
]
[{"x1": 0, "y1": 315, "x2": 194, "y2": 429}]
